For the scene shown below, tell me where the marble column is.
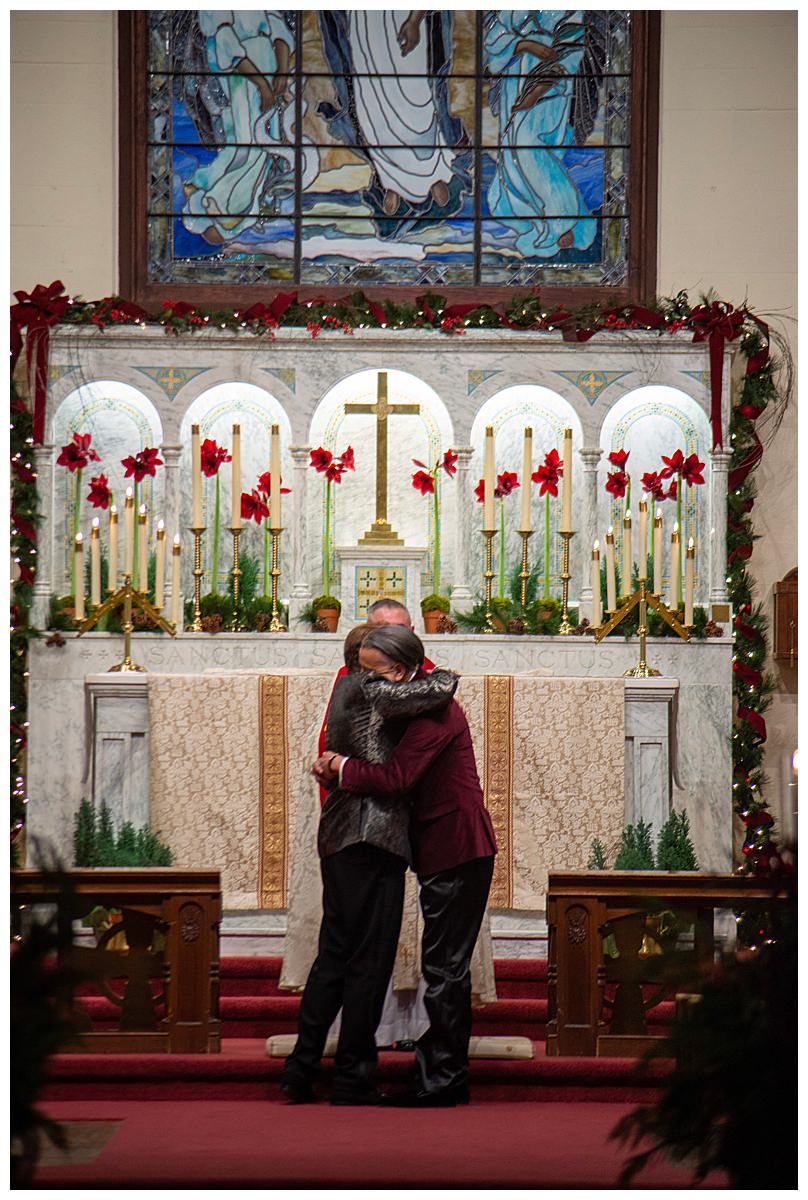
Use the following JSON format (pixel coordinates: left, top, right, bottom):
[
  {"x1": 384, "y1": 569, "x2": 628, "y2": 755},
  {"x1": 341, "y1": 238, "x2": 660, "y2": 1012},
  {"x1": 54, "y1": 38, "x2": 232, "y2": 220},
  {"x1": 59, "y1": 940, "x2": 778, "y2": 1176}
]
[
  {"x1": 31, "y1": 444, "x2": 55, "y2": 629},
  {"x1": 578, "y1": 447, "x2": 602, "y2": 616},
  {"x1": 160, "y1": 444, "x2": 183, "y2": 612},
  {"x1": 451, "y1": 447, "x2": 475, "y2": 610},
  {"x1": 708, "y1": 448, "x2": 732, "y2": 606},
  {"x1": 288, "y1": 446, "x2": 311, "y2": 622}
]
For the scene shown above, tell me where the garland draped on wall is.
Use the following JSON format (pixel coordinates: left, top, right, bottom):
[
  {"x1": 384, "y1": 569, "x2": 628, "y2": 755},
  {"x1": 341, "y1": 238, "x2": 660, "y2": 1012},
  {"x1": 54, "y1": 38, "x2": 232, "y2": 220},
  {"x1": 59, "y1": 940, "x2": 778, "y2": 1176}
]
[{"x1": 9, "y1": 284, "x2": 791, "y2": 875}]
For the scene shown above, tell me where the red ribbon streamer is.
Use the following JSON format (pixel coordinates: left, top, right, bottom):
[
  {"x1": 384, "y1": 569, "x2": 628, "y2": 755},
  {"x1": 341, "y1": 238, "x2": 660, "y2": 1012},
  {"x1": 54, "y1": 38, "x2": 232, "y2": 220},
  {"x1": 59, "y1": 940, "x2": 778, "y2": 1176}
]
[
  {"x1": 10, "y1": 280, "x2": 70, "y2": 444},
  {"x1": 737, "y1": 704, "x2": 767, "y2": 741},
  {"x1": 690, "y1": 301, "x2": 746, "y2": 451}
]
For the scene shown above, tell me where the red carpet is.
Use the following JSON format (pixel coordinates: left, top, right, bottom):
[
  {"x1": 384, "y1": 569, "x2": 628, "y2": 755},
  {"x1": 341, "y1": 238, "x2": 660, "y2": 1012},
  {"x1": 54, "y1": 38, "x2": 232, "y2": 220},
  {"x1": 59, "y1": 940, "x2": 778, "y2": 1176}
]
[{"x1": 33, "y1": 1099, "x2": 728, "y2": 1189}]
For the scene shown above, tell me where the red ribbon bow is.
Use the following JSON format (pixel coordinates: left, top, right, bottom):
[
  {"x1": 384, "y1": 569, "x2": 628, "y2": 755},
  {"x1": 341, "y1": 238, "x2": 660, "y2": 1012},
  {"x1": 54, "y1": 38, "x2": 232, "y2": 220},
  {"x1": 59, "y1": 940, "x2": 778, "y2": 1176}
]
[
  {"x1": 10, "y1": 281, "x2": 70, "y2": 443},
  {"x1": 689, "y1": 301, "x2": 746, "y2": 450}
]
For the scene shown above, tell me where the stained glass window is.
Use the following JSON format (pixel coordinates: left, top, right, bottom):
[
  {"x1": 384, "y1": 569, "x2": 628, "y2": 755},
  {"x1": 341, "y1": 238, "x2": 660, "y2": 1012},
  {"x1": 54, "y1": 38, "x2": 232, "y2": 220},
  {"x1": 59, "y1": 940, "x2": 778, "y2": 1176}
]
[{"x1": 123, "y1": 11, "x2": 657, "y2": 300}]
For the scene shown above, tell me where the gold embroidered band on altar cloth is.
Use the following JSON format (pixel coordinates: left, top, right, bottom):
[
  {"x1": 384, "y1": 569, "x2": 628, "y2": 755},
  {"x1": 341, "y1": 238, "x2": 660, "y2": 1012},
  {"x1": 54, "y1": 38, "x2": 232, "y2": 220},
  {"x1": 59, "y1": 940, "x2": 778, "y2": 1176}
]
[
  {"x1": 483, "y1": 675, "x2": 514, "y2": 908},
  {"x1": 259, "y1": 674, "x2": 289, "y2": 908}
]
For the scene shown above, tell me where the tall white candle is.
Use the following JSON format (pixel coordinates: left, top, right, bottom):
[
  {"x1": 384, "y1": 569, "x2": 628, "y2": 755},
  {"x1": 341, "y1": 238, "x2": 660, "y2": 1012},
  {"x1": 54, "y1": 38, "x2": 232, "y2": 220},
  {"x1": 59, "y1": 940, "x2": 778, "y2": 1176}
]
[
  {"x1": 191, "y1": 424, "x2": 203, "y2": 528},
  {"x1": 90, "y1": 519, "x2": 101, "y2": 606},
  {"x1": 653, "y1": 513, "x2": 663, "y2": 594},
  {"x1": 520, "y1": 427, "x2": 533, "y2": 531},
  {"x1": 124, "y1": 488, "x2": 135, "y2": 578},
  {"x1": 637, "y1": 500, "x2": 648, "y2": 581},
  {"x1": 155, "y1": 520, "x2": 166, "y2": 610},
  {"x1": 231, "y1": 424, "x2": 241, "y2": 530},
  {"x1": 684, "y1": 537, "x2": 695, "y2": 626},
  {"x1": 560, "y1": 428, "x2": 573, "y2": 532},
  {"x1": 171, "y1": 535, "x2": 182, "y2": 627},
  {"x1": 108, "y1": 505, "x2": 118, "y2": 593},
  {"x1": 74, "y1": 533, "x2": 85, "y2": 620},
  {"x1": 622, "y1": 510, "x2": 632, "y2": 595},
  {"x1": 605, "y1": 527, "x2": 617, "y2": 612},
  {"x1": 483, "y1": 425, "x2": 496, "y2": 532},
  {"x1": 138, "y1": 505, "x2": 149, "y2": 592},
  {"x1": 269, "y1": 424, "x2": 282, "y2": 528},
  {"x1": 669, "y1": 523, "x2": 680, "y2": 611},
  {"x1": 591, "y1": 541, "x2": 602, "y2": 626}
]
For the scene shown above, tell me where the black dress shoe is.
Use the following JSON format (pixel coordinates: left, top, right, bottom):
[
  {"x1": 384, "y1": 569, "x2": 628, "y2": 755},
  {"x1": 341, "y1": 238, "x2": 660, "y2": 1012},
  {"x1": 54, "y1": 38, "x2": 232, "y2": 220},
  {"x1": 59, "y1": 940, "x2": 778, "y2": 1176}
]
[
  {"x1": 382, "y1": 1083, "x2": 469, "y2": 1108},
  {"x1": 280, "y1": 1076, "x2": 316, "y2": 1104}
]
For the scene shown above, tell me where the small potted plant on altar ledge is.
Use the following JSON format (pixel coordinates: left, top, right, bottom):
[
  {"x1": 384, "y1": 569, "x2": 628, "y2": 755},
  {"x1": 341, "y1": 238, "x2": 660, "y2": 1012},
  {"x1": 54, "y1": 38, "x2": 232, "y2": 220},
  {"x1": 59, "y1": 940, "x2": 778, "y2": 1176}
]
[
  {"x1": 310, "y1": 594, "x2": 341, "y2": 632},
  {"x1": 420, "y1": 593, "x2": 451, "y2": 634}
]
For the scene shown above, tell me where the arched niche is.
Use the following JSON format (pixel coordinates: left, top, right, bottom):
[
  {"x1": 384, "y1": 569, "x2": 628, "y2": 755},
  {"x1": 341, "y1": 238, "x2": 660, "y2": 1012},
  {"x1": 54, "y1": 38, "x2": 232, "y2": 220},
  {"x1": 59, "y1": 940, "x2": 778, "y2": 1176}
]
[
  {"x1": 51, "y1": 381, "x2": 163, "y2": 592},
  {"x1": 179, "y1": 383, "x2": 293, "y2": 593},
  {"x1": 309, "y1": 369, "x2": 454, "y2": 591},
  {"x1": 598, "y1": 385, "x2": 710, "y2": 561},
  {"x1": 470, "y1": 386, "x2": 583, "y2": 600}
]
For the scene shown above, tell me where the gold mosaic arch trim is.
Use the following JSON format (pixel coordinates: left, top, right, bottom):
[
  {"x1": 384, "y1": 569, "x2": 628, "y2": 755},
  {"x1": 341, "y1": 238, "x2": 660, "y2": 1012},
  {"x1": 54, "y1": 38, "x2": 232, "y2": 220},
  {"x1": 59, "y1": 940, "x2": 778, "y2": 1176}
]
[
  {"x1": 483, "y1": 675, "x2": 514, "y2": 908},
  {"x1": 259, "y1": 675, "x2": 289, "y2": 908}
]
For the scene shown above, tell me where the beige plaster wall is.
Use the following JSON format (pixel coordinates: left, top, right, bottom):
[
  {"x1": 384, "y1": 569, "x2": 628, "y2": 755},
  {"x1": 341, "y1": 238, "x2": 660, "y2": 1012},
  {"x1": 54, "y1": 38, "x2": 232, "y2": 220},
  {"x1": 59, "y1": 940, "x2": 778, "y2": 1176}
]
[{"x1": 10, "y1": 10, "x2": 798, "y2": 830}]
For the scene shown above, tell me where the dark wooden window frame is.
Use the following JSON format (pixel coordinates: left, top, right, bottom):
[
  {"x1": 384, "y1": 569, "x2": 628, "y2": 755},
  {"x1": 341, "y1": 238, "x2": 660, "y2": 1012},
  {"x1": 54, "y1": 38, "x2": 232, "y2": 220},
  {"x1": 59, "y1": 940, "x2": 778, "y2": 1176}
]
[{"x1": 119, "y1": 11, "x2": 659, "y2": 313}]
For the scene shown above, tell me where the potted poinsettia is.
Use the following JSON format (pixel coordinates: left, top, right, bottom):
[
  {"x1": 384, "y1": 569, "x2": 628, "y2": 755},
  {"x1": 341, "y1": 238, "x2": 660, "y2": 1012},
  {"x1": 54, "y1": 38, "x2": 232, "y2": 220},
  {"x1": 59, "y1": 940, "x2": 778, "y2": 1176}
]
[
  {"x1": 56, "y1": 430, "x2": 100, "y2": 598},
  {"x1": 308, "y1": 445, "x2": 354, "y2": 629},
  {"x1": 412, "y1": 448, "x2": 457, "y2": 629}
]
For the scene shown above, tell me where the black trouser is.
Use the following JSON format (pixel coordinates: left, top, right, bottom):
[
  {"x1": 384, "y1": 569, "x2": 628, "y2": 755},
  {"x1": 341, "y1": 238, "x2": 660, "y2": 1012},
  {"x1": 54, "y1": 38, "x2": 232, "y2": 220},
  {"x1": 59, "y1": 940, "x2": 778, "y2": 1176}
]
[
  {"x1": 414, "y1": 854, "x2": 495, "y2": 1096},
  {"x1": 284, "y1": 842, "x2": 406, "y2": 1095}
]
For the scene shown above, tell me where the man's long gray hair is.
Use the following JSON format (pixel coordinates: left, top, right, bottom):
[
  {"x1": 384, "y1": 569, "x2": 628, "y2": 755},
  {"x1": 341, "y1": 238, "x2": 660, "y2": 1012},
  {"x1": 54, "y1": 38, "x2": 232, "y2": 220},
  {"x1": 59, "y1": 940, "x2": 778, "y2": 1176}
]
[{"x1": 362, "y1": 624, "x2": 424, "y2": 672}]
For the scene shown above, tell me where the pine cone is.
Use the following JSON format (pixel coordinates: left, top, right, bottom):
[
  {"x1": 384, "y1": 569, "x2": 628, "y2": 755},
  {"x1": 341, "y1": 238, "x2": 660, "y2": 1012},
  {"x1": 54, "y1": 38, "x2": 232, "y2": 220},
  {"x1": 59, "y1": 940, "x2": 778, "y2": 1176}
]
[
  {"x1": 436, "y1": 613, "x2": 457, "y2": 633},
  {"x1": 507, "y1": 616, "x2": 526, "y2": 635},
  {"x1": 704, "y1": 620, "x2": 725, "y2": 637},
  {"x1": 254, "y1": 612, "x2": 271, "y2": 632},
  {"x1": 312, "y1": 615, "x2": 331, "y2": 632},
  {"x1": 200, "y1": 613, "x2": 223, "y2": 634}
]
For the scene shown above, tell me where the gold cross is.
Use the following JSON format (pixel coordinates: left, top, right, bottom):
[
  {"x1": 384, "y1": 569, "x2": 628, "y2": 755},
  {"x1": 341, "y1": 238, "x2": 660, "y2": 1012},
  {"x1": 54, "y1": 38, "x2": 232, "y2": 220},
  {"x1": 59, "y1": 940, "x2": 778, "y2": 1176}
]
[{"x1": 345, "y1": 371, "x2": 420, "y2": 544}]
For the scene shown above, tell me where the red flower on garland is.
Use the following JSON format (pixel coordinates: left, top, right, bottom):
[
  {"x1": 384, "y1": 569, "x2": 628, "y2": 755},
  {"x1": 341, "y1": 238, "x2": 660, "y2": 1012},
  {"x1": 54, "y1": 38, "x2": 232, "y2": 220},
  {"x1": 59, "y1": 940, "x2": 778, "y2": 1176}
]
[
  {"x1": 256, "y1": 471, "x2": 291, "y2": 497},
  {"x1": 412, "y1": 469, "x2": 435, "y2": 495},
  {"x1": 200, "y1": 438, "x2": 232, "y2": 477},
  {"x1": 241, "y1": 489, "x2": 269, "y2": 524},
  {"x1": 495, "y1": 470, "x2": 520, "y2": 498},
  {"x1": 605, "y1": 471, "x2": 628, "y2": 499},
  {"x1": 56, "y1": 432, "x2": 101, "y2": 472},
  {"x1": 122, "y1": 446, "x2": 163, "y2": 482},
  {"x1": 310, "y1": 447, "x2": 333, "y2": 473},
  {"x1": 87, "y1": 474, "x2": 112, "y2": 509},
  {"x1": 532, "y1": 448, "x2": 563, "y2": 497},
  {"x1": 608, "y1": 448, "x2": 630, "y2": 471}
]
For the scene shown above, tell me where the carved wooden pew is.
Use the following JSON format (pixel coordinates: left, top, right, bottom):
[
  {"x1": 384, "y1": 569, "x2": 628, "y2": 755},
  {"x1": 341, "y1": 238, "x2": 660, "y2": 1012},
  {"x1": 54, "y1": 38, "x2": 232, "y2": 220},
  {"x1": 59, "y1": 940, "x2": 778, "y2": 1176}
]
[
  {"x1": 546, "y1": 871, "x2": 773, "y2": 1057},
  {"x1": 11, "y1": 869, "x2": 221, "y2": 1053}
]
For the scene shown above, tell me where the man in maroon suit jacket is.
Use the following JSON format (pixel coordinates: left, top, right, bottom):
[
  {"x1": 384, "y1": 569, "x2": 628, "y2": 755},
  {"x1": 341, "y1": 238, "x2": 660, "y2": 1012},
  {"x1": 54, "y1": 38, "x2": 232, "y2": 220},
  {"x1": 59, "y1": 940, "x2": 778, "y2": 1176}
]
[{"x1": 314, "y1": 625, "x2": 497, "y2": 1107}]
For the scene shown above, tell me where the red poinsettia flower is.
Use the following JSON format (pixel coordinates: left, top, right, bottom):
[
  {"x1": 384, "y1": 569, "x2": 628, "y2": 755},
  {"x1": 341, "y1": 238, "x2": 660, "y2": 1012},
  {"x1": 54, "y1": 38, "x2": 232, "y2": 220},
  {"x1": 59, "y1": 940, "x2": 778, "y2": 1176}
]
[
  {"x1": 241, "y1": 489, "x2": 269, "y2": 524},
  {"x1": 605, "y1": 470, "x2": 628, "y2": 499},
  {"x1": 494, "y1": 471, "x2": 520, "y2": 499},
  {"x1": 56, "y1": 431, "x2": 101, "y2": 472},
  {"x1": 660, "y1": 449, "x2": 685, "y2": 479},
  {"x1": 122, "y1": 446, "x2": 163, "y2": 482},
  {"x1": 681, "y1": 453, "x2": 706, "y2": 487},
  {"x1": 339, "y1": 445, "x2": 355, "y2": 472},
  {"x1": 608, "y1": 449, "x2": 630, "y2": 471},
  {"x1": 86, "y1": 474, "x2": 111, "y2": 509},
  {"x1": 256, "y1": 471, "x2": 291, "y2": 497},
  {"x1": 310, "y1": 447, "x2": 333, "y2": 473},
  {"x1": 200, "y1": 438, "x2": 232, "y2": 478},
  {"x1": 441, "y1": 449, "x2": 458, "y2": 477},
  {"x1": 412, "y1": 470, "x2": 435, "y2": 495}
]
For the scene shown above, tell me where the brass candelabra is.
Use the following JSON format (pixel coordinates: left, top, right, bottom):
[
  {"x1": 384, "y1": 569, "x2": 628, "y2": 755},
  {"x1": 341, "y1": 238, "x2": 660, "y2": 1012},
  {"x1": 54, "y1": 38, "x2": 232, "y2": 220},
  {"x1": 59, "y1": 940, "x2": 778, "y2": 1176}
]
[
  {"x1": 558, "y1": 531, "x2": 575, "y2": 635},
  {"x1": 481, "y1": 529, "x2": 498, "y2": 633},
  {"x1": 594, "y1": 576, "x2": 691, "y2": 677},
  {"x1": 189, "y1": 525, "x2": 204, "y2": 631},
  {"x1": 517, "y1": 529, "x2": 533, "y2": 609},
  {"x1": 76, "y1": 575, "x2": 176, "y2": 672},
  {"x1": 268, "y1": 526, "x2": 287, "y2": 632}
]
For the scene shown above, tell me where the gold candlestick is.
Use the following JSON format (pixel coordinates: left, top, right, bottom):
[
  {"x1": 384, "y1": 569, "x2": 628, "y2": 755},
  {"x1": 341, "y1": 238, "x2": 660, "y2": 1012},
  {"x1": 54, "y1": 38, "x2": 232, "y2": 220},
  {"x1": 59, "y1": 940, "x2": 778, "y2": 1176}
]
[
  {"x1": 189, "y1": 525, "x2": 204, "y2": 631},
  {"x1": 593, "y1": 578, "x2": 691, "y2": 677},
  {"x1": 76, "y1": 571, "x2": 177, "y2": 672},
  {"x1": 517, "y1": 529, "x2": 533, "y2": 609},
  {"x1": 229, "y1": 525, "x2": 245, "y2": 631},
  {"x1": 268, "y1": 527, "x2": 287, "y2": 632},
  {"x1": 481, "y1": 529, "x2": 497, "y2": 633},
  {"x1": 558, "y1": 530, "x2": 575, "y2": 635}
]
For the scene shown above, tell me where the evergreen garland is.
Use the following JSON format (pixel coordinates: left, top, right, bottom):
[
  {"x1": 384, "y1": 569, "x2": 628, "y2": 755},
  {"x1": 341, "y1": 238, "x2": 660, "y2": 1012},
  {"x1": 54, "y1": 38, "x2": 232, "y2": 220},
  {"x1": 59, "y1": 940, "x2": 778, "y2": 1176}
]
[{"x1": 10, "y1": 287, "x2": 792, "y2": 880}]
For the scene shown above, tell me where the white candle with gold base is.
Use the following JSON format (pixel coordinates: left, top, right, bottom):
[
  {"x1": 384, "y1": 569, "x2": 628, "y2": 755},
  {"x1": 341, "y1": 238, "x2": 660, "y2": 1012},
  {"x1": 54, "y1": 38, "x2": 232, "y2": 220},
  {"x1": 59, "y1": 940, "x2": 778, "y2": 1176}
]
[
  {"x1": 591, "y1": 541, "x2": 602, "y2": 626},
  {"x1": 124, "y1": 489, "x2": 134, "y2": 577},
  {"x1": 155, "y1": 521, "x2": 166, "y2": 610},
  {"x1": 231, "y1": 424, "x2": 241, "y2": 530},
  {"x1": 520, "y1": 427, "x2": 533, "y2": 531},
  {"x1": 108, "y1": 505, "x2": 118, "y2": 592},
  {"x1": 171, "y1": 535, "x2": 182, "y2": 627},
  {"x1": 605, "y1": 527, "x2": 616, "y2": 612},
  {"x1": 669, "y1": 524, "x2": 680, "y2": 611},
  {"x1": 637, "y1": 500, "x2": 648, "y2": 580},
  {"x1": 560, "y1": 428, "x2": 573, "y2": 532},
  {"x1": 622, "y1": 510, "x2": 632, "y2": 595},
  {"x1": 483, "y1": 425, "x2": 496, "y2": 531},
  {"x1": 74, "y1": 534, "x2": 85, "y2": 620},
  {"x1": 269, "y1": 424, "x2": 282, "y2": 528},
  {"x1": 191, "y1": 424, "x2": 203, "y2": 527},
  {"x1": 138, "y1": 505, "x2": 149, "y2": 592},
  {"x1": 684, "y1": 537, "x2": 695, "y2": 625},
  {"x1": 90, "y1": 519, "x2": 101, "y2": 606},
  {"x1": 653, "y1": 513, "x2": 662, "y2": 594}
]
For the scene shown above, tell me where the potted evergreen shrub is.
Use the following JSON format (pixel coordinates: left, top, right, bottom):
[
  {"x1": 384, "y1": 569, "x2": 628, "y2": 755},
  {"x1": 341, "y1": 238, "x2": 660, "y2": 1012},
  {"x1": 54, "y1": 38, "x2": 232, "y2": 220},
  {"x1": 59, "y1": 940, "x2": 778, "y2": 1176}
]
[
  {"x1": 311, "y1": 594, "x2": 341, "y2": 632},
  {"x1": 420, "y1": 593, "x2": 451, "y2": 633}
]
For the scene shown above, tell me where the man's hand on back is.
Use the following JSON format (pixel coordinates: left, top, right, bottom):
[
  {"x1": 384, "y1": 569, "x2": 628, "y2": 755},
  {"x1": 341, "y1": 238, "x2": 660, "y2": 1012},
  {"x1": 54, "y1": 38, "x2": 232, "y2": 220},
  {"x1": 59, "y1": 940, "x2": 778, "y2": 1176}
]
[{"x1": 312, "y1": 753, "x2": 344, "y2": 784}]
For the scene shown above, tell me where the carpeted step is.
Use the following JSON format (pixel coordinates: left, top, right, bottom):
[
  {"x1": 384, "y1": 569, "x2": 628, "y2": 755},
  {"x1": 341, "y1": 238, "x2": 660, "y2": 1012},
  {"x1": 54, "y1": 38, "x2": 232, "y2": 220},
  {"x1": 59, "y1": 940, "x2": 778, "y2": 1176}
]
[{"x1": 42, "y1": 1039, "x2": 672, "y2": 1104}]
